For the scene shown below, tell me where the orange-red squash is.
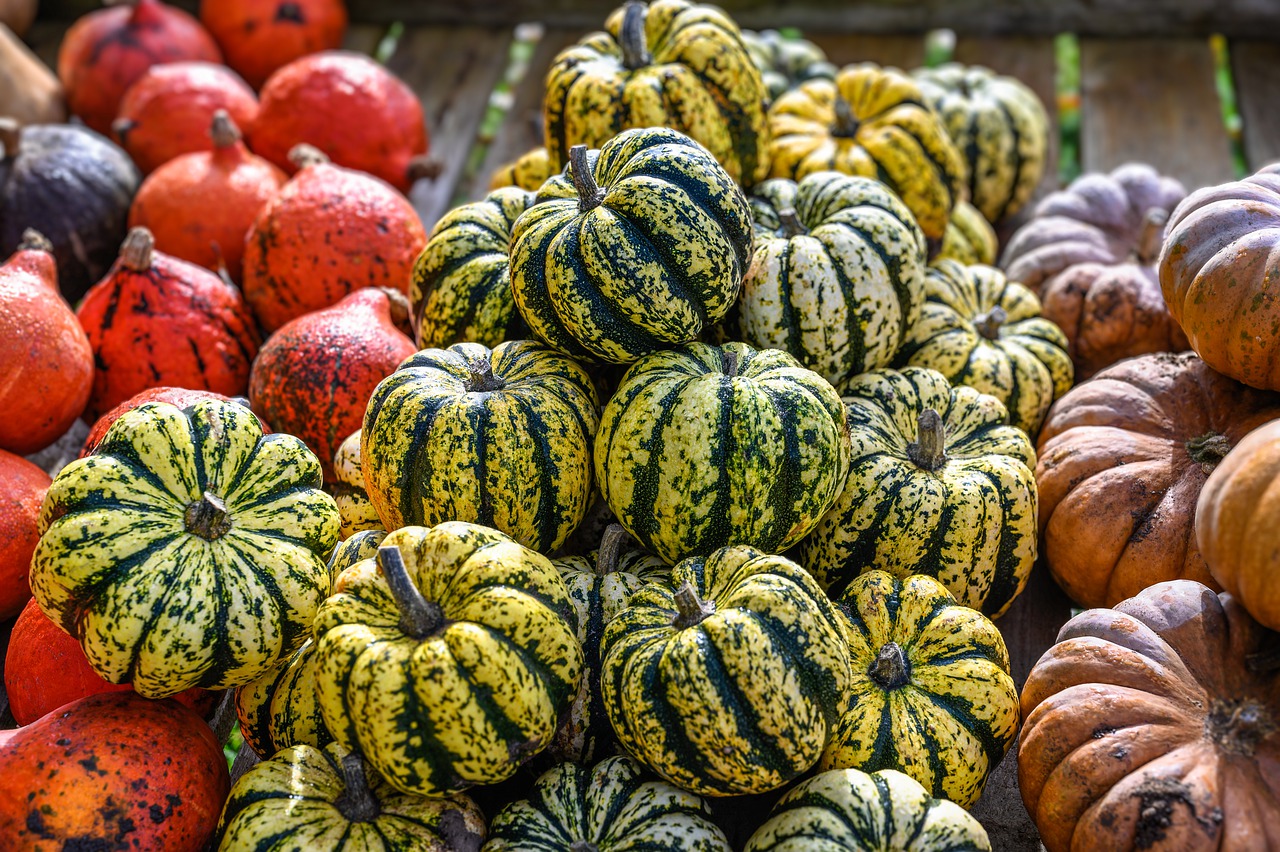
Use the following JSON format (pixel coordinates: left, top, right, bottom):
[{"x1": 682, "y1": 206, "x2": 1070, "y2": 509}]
[
  {"x1": 0, "y1": 450, "x2": 49, "y2": 620},
  {"x1": 201, "y1": 0, "x2": 348, "y2": 90}
]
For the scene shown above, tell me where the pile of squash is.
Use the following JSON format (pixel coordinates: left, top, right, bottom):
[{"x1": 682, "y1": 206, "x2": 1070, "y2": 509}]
[{"x1": 2, "y1": 0, "x2": 1280, "y2": 849}]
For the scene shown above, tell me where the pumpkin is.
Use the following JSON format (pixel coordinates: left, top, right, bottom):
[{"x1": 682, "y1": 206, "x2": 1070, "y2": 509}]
[
  {"x1": 1037, "y1": 352, "x2": 1280, "y2": 608},
  {"x1": 0, "y1": 120, "x2": 140, "y2": 302},
  {"x1": 243, "y1": 144, "x2": 427, "y2": 332},
  {"x1": 738, "y1": 171, "x2": 927, "y2": 387},
  {"x1": 820, "y1": 571, "x2": 1019, "y2": 808},
  {"x1": 0, "y1": 449, "x2": 50, "y2": 618},
  {"x1": 234, "y1": 638, "x2": 331, "y2": 758},
  {"x1": 362, "y1": 340, "x2": 600, "y2": 554},
  {"x1": 1159, "y1": 164, "x2": 1280, "y2": 391},
  {"x1": 313, "y1": 527, "x2": 583, "y2": 796},
  {"x1": 894, "y1": 259, "x2": 1073, "y2": 436},
  {"x1": 201, "y1": 0, "x2": 348, "y2": 90},
  {"x1": 30, "y1": 398, "x2": 340, "y2": 696},
  {"x1": 798, "y1": 366, "x2": 1037, "y2": 617},
  {"x1": 510, "y1": 129, "x2": 752, "y2": 365},
  {"x1": 77, "y1": 227, "x2": 261, "y2": 420},
  {"x1": 327, "y1": 527, "x2": 387, "y2": 581},
  {"x1": 486, "y1": 754, "x2": 731, "y2": 851},
  {"x1": 937, "y1": 199, "x2": 999, "y2": 267},
  {"x1": 112, "y1": 61, "x2": 259, "y2": 175},
  {"x1": 128, "y1": 110, "x2": 285, "y2": 282},
  {"x1": 544, "y1": 0, "x2": 769, "y2": 187},
  {"x1": 0, "y1": 0, "x2": 36, "y2": 36},
  {"x1": 411, "y1": 186, "x2": 533, "y2": 349},
  {"x1": 0, "y1": 21, "x2": 66, "y2": 125},
  {"x1": 489, "y1": 146, "x2": 552, "y2": 192},
  {"x1": 1020, "y1": 580, "x2": 1280, "y2": 851},
  {"x1": 745, "y1": 768, "x2": 991, "y2": 852},
  {"x1": 81, "y1": 386, "x2": 257, "y2": 457},
  {"x1": 741, "y1": 29, "x2": 836, "y2": 103},
  {"x1": 332, "y1": 429, "x2": 382, "y2": 540},
  {"x1": 766, "y1": 64, "x2": 967, "y2": 243},
  {"x1": 602, "y1": 545, "x2": 852, "y2": 796}
]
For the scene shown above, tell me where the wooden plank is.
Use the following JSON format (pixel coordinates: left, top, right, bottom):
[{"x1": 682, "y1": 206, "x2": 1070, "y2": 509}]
[
  {"x1": 1079, "y1": 38, "x2": 1235, "y2": 192},
  {"x1": 341, "y1": 22, "x2": 388, "y2": 57},
  {"x1": 807, "y1": 33, "x2": 925, "y2": 70},
  {"x1": 1231, "y1": 40, "x2": 1280, "y2": 171}
]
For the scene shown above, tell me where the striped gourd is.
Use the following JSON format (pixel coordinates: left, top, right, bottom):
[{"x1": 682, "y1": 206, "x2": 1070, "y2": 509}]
[
  {"x1": 215, "y1": 743, "x2": 486, "y2": 851},
  {"x1": 937, "y1": 200, "x2": 999, "y2": 266},
  {"x1": 489, "y1": 147, "x2": 553, "y2": 192},
  {"x1": 741, "y1": 29, "x2": 836, "y2": 103},
  {"x1": 767, "y1": 64, "x2": 968, "y2": 242},
  {"x1": 510, "y1": 128, "x2": 753, "y2": 365},
  {"x1": 544, "y1": 0, "x2": 770, "y2": 187},
  {"x1": 601, "y1": 546, "x2": 852, "y2": 796},
  {"x1": 313, "y1": 525, "x2": 583, "y2": 797},
  {"x1": 745, "y1": 768, "x2": 991, "y2": 852},
  {"x1": 894, "y1": 259, "x2": 1074, "y2": 436},
  {"x1": 821, "y1": 572, "x2": 1019, "y2": 808},
  {"x1": 361, "y1": 340, "x2": 599, "y2": 554},
  {"x1": 410, "y1": 186, "x2": 533, "y2": 350},
  {"x1": 485, "y1": 755, "x2": 731, "y2": 851},
  {"x1": 595, "y1": 341, "x2": 851, "y2": 565},
  {"x1": 327, "y1": 528, "x2": 387, "y2": 582},
  {"x1": 29, "y1": 399, "x2": 339, "y2": 697},
  {"x1": 332, "y1": 429, "x2": 380, "y2": 541},
  {"x1": 798, "y1": 367, "x2": 1037, "y2": 617},
  {"x1": 234, "y1": 638, "x2": 331, "y2": 759},
  {"x1": 741, "y1": 172, "x2": 927, "y2": 387},
  {"x1": 914, "y1": 63, "x2": 1049, "y2": 224}
]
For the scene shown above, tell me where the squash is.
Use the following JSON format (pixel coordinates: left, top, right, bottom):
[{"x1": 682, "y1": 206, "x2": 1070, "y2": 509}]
[
  {"x1": 30, "y1": 398, "x2": 340, "y2": 697},
  {"x1": 81, "y1": 387, "x2": 256, "y2": 457},
  {"x1": 595, "y1": 341, "x2": 850, "y2": 565},
  {"x1": 0, "y1": 0, "x2": 36, "y2": 37},
  {"x1": 235, "y1": 638, "x2": 331, "y2": 759},
  {"x1": 741, "y1": 29, "x2": 836, "y2": 103},
  {"x1": 739, "y1": 171, "x2": 927, "y2": 388},
  {"x1": 313, "y1": 528, "x2": 583, "y2": 797},
  {"x1": 0, "y1": 22, "x2": 65, "y2": 125},
  {"x1": 798, "y1": 366, "x2": 1037, "y2": 617},
  {"x1": 820, "y1": 571, "x2": 1019, "y2": 808},
  {"x1": 937, "y1": 199, "x2": 999, "y2": 266},
  {"x1": 510, "y1": 128, "x2": 752, "y2": 365},
  {"x1": 602, "y1": 545, "x2": 852, "y2": 796},
  {"x1": 332, "y1": 429, "x2": 381, "y2": 540},
  {"x1": 0, "y1": 449, "x2": 49, "y2": 618},
  {"x1": 1020, "y1": 580, "x2": 1280, "y2": 851},
  {"x1": 488, "y1": 146, "x2": 552, "y2": 192},
  {"x1": 326, "y1": 527, "x2": 387, "y2": 581},
  {"x1": 201, "y1": 0, "x2": 348, "y2": 90},
  {"x1": 894, "y1": 259, "x2": 1074, "y2": 436}
]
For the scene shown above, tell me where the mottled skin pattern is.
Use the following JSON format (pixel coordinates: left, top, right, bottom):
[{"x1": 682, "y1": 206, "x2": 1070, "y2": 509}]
[
  {"x1": 486, "y1": 755, "x2": 731, "y2": 850},
  {"x1": 0, "y1": 691, "x2": 230, "y2": 851},
  {"x1": 332, "y1": 429, "x2": 382, "y2": 540},
  {"x1": 0, "y1": 450, "x2": 48, "y2": 617},
  {"x1": 200, "y1": 0, "x2": 347, "y2": 90},
  {"x1": 745, "y1": 768, "x2": 991, "y2": 851},
  {"x1": 327, "y1": 528, "x2": 387, "y2": 582},
  {"x1": 740, "y1": 29, "x2": 836, "y2": 103},
  {"x1": 81, "y1": 387, "x2": 251, "y2": 458},
  {"x1": 235, "y1": 638, "x2": 333, "y2": 758},
  {"x1": 489, "y1": 147, "x2": 553, "y2": 193},
  {"x1": 937, "y1": 200, "x2": 998, "y2": 267}
]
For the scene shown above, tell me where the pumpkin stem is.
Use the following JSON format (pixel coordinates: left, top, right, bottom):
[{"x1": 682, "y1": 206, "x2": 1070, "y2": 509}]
[
  {"x1": 119, "y1": 227, "x2": 155, "y2": 272},
  {"x1": 571, "y1": 843, "x2": 600, "y2": 852},
  {"x1": 407, "y1": 155, "x2": 443, "y2": 183},
  {"x1": 111, "y1": 118, "x2": 137, "y2": 145},
  {"x1": 671, "y1": 581, "x2": 715, "y2": 630},
  {"x1": 569, "y1": 145, "x2": 605, "y2": 213},
  {"x1": 619, "y1": 2, "x2": 651, "y2": 70},
  {"x1": 1204, "y1": 698, "x2": 1276, "y2": 757},
  {"x1": 1135, "y1": 207, "x2": 1169, "y2": 266},
  {"x1": 868, "y1": 642, "x2": 911, "y2": 690},
  {"x1": 721, "y1": 347, "x2": 741, "y2": 378},
  {"x1": 185, "y1": 491, "x2": 233, "y2": 541},
  {"x1": 377, "y1": 545, "x2": 446, "y2": 640},
  {"x1": 832, "y1": 96, "x2": 860, "y2": 138},
  {"x1": 0, "y1": 118, "x2": 20, "y2": 159},
  {"x1": 333, "y1": 752, "x2": 381, "y2": 823},
  {"x1": 778, "y1": 208, "x2": 809, "y2": 238},
  {"x1": 973, "y1": 305, "x2": 1007, "y2": 340},
  {"x1": 18, "y1": 229, "x2": 53, "y2": 253},
  {"x1": 289, "y1": 143, "x2": 331, "y2": 170},
  {"x1": 210, "y1": 110, "x2": 241, "y2": 149},
  {"x1": 595, "y1": 524, "x2": 629, "y2": 577},
  {"x1": 907, "y1": 409, "x2": 948, "y2": 471},
  {"x1": 1185, "y1": 432, "x2": 1232, "y2": 472},
  {"x1": 376, "y1": 287, "x2": 414, "y2": 338},
  {"x1": 467, "y1": 354, "x2": 506, "y2": 393}
]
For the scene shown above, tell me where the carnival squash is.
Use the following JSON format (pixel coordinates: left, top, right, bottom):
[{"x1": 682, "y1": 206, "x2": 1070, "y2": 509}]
[
  {"x1": 937, "y1": 199, "x2": 999, "y2": 267},
  {"x1": 234, "y1": 638, "x2": 331, "y2": 759},
  {"x1": 488, "y1": 146, "x2": 552, "y2": 193},
  {"x1": 332, "y1": 429, "x2": 381, "y2": 540},
  {"x1": 81, "y1": 387, "x2": 254, "y2": 457},
  {"x1": 202, "y1": 0, "x2": 348, "y2": 90},
  {"x1": 741, "y1": 29, "x2": 835, "y2": 103}
]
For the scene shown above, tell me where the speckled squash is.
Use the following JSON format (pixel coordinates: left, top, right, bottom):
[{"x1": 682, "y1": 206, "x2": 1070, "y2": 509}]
[
  {"x1": 234, "y1": 638, "x2": 331, "y2": 759},
  {"x1": 741, "y1": 29, "x2": 836, "y2": 102},
  {"x1": 30, "y1": 398, "x2": 340, "y2": 697},
  {"x1": 798, "y1": 367, "x2": 1037, "y2": 617},
  {"x1": 326, "y1": 528, "x2": 387, "y2": 581},
  {"x1": 489, "y1": 146, "x2": 553, "y2": 192},
  {"x1": 332, "y1": 429, "x2": 381, "y2": 540},
  {"x1": 937, "y1": 199, "x2": 999, "y2": 266},
  {"x1": 81, "y1": 387, "x2": 255, "y2": 458}
]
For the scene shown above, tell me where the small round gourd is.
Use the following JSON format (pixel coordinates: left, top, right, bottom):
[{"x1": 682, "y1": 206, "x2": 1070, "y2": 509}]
[
  {"x1": 235, "y1": 638, "x2": 331, "y2": 759},
  {"x1": 937, "y1": 199, "x2": 999, "y2": 266},
  {"x1": 488, "y1": 147, "x2": 552, "y2": 192},
  {"x1": 332, "y1": 429, "x2": 380, "y2": 541},
  {"x1": 741, "y1": 29, "x2": 836, "y2": 102}
]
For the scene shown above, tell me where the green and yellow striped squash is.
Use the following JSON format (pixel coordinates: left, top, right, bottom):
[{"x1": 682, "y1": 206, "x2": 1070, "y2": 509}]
[
  {"x1": 767, "y1": 64, "x2": 968, "y2": 242},
  {"x1": 601, "y1": 545, "x2": 852, "y2": 796},
  {"x1": 543, "y1": 0, "x2": 770, "y2": 187},
  {"x1": 327, "y1": 528, "x2": 387, "y2": 581},
  {"x1": 741, "y1": 29, "x2": 836, "y2": 103},
  {"x1": 744, "y1": 768, "x2": 991, "y2": 851},
  {"x1": 410, "y1": 186, "x2": 534, "y2": 350},
  {"x1": 215, "y1": 743, "x2": 486, "y2": 851},
  {"x1": 313, "y1": 523, "x2": 583, "y2": 797},
  {"x1": 798, "y1": 367, "x2": 1037, "y2": 617},
  {"x1": 937, "y1": 199, "x2": 999, "y2": 267},
  {"x1": 821, "y1": 571, "x2": 1019, "y2": 808},
  {"x1": 595, "y1": 341, "x2": 851, "y2": 565},
  {"x1": 894, "y1": 259, "x2": 1074, "y2": 436},
  {"x1": 741, "y1": 172, "x2": 927, "y2": 387},
  {"x1": 510, "y1": 127, "x2": 753, "y2": 365},
  {"x1": 332, "y1": 429, "x2": 380, "y2": 541},
  {"x1": 235, "y1": 638, "x2": 331, "y2": 759},
  {"x1": 914, "y1": 63, "x2": 1049, "y2": 224},
  {"x1": 489, "y1": 147, "x2": 553, "y2": 192},
  {"x1": 30, "y1": 399, "x2": 339, "y2": 698},
  {"x1": 484, "y1": 755, "x2": 731, "y2": 851},
  {"x1": 361, "y1": 340, "x2": 599, "y2": 554}
]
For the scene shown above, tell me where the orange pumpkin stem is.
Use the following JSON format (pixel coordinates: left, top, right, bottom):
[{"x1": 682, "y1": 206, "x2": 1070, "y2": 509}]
[
  {"x1": 974, "y1": 305, "x2": 1007, "y2": 340},
  {"x1": 119, "y1": 227, "x2": 155, "y2": 272},
  {"x1": 908, "y1": 408, "x2": 948, "y2": 471},
  {"x1": 1136, "y1": 207, "x2": 1170, "y2": 266},
  {"x1": 569, "y1": 145, "x2": 605, "y2": 213},
  {"x1": 0, "y1": 118, "x2": 20, "y2": 158},
  {"x1": 1186, "y1": 432, "x2": 1232, "y2": 471},
  {"x1": 778, "y1": 208, "x2": 808, "y2": 238},
  {"x1": 671, "y1": 581, "x2": 715, "y2": 629},
  {"x1": 210, "y1": 109, "x2": 241, "y2": 149},
  {"x1": 288, "y1": 143, "x2": 331, "y2": 170},
  {"x1": 17, "y1": 229, "x2": 52, "y2": 253},
  {"x1": 868, "y1": 642, "x2": 911, "y2": 689},
  {"x1": 377, "y1": 545, "x2": 445, "y2": 639},
  {"x1": 595, "y1": 524, "x2": 629, "y2": 577},
  {"x1": 185, "y1": 491, "x2": 232, "y2": 541},
  {"x1": 832, "y1": 96, "x2": 860, "y2": 138},
  {"x1": 619, "y1": 1, "x2": 651, "y2": 70},
  {"x1": 333, "y1": 752, "x2": 381, "y2": 823}
]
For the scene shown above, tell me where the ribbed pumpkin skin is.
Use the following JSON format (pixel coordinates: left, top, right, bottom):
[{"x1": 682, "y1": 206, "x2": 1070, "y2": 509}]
[
  {"x1": 411, "y1": 187, "x2": 533, "y2": 349},
  {"x1": 821, "y1": 572, "x2": 1018, "y2": 808},
  {"x1": 745, "y1": 768, "x2": 991, "y2": 852},
  {"x1": 30, "y1": 399, "x2": 340, "y2": 697},
  {"x1": 327, "y1": 528, "x2": 387, "y2": 581},
  {"x1": 895, "y1": 259, "x2": 1073, "y2": 436},
  {"x1": 741, "y1": 29, "x2": 836, "y2": 102},
  {"x1": 595, "y1": 341, "x2": 850, "y2": 565},
  {"x1": 741, "y1": 172, "x2": 927, "y2": 387},
  {"x1": 601, "y1": 546, "x2": 853, "y2": 796},
  {"x1": 511, "y1": 128, "x2": 753, "y2": 365},
  {"x1": 332, "y1": 429, "x2": 381, "y2": 540},
  {"x1": 489, "y1": 147, "x2": 553, "y2": 192},
  {"x1": 798, "y1": 367, "x2": 1037, "y2": 617},
  {"x1": 544, "y1": 0, "x2": 769, "y2": 186},
  {"x1": 937, "y1": 199, "x2": 999, "y2": 266},
  {"x1": 486, "y1": 755, "x2": 731, "y2": 851},
  {"x1": 313, "y1": 522, "x2": 583, "y2": 797},
  {"x1": 362, "y1": 340, "x2": 599, "y2": 554},
  {"x1": 81, "y1": 387, "x2": 248, "y2": 458},
  {"x1": 235, "y1": 638, "x2": 331, "y2": 759}
]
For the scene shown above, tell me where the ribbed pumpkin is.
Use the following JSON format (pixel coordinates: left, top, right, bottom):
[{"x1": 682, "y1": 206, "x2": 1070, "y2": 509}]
[
  {"x1": 313, "y1": 527, "x2": 583, "y2": 797},
  {"x1": 798, "y1": 367, "x2": 1037, "y2": 616},
  {"x1": 767, "y1": 64, "x2": 967, "y2": 242},
  {"x1": 489, "y1": 146, "x2": 552, "y2": 192},
  {"x1": 81, "y1": 387, "x2": 255, "y2": 458},
  {"x1": 235, "y1": 638, "x2": 330, "y2": 759},
  {"x1": 0, "y1": 449, "x2": 49, "y2": 619},
  {"x1": 745, "y1": 768, "x2": 992, "y2": 852},
  {"x1": 820, "y1": 572, "x2": 1019, "y2": 808},
  {"x1": 30, "y1": 398, "x2": 340, "y2": 697},
  {"x1": 486, "y1": 755, "x2": 731, "y2": 851},
  {"x1": 595, "y1": 341, "x2": 851, "y2": 565},
  {"x1": 741, "y1": 29, "x2": 836, "y2": 102},
  {"x1": 327, "y1": 527, "x2": 387, "y2": 580},
  {"x1": 937, "y1": 199, "x2": 999, "y2": 267},
  {"x1": 332, "y1": 429, "x2": 381, "y2": 540},
  {"x1": 201, "y1": 0, "x2": 348, "y2": 90},
  {"x1": 602, "y1": 545, "x2": 852, "y2": 796},
  {"x1": 510, "y1": 128, "x2": 752, "y2": 365},
  {"x1": 215, "y1": 744, "x2": 487, "y2": 852},
  {"x1": 894, "y1": 259, "x2": 1073, "y2": 436},
  {"x1": 411, "y1": 186, "x2": 533, "y2": 349}
]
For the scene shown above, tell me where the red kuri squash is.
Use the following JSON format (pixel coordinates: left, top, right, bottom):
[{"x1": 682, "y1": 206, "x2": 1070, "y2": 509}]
[
  {"x1": 201, "y1": 0, "x2": 348, "y2": 90},
  {"x1": 0, "y1": 450, "x2": 49, "y2": 620}
]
